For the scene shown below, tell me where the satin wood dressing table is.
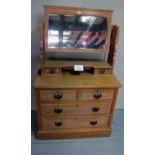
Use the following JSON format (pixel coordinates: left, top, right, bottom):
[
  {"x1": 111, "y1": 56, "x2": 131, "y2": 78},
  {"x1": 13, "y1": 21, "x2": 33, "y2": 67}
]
[{"x1": 34, "y1": 5, "x2": 121, "y2": 139}]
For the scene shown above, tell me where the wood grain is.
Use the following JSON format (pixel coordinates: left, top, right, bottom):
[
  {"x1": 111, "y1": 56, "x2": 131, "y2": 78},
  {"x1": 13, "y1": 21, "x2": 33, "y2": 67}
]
[
  {"x1": 40, "y1": 60, "x2": 112, "y2": 76},
  {"x1": 39, "y1": 23, "x2": 44, "y2": 59},
  {"x1": 34, "y1": 73, "x2": 121, "y2": 89},
  {"x1": 78, "y1": 89, "x2": 114, "y2": 101},
  {"x1": 37, "y1": 127, "x2": 112, "y2": 139},
  {"x1": 39, "y1": 89, "x2": 76, "y2": 101},
  {"x1": 108, "y1": 25, "x2": 120, "y2": 73},
  {"x1": 40, "y1": 60, "x2": 112, "y2": 68},
  {"x1": 41, "y1": 115, "x2": 109, "y2": 130},
  {"x1": 40, "y1": 102, "x2": 112, "y2": 116}
]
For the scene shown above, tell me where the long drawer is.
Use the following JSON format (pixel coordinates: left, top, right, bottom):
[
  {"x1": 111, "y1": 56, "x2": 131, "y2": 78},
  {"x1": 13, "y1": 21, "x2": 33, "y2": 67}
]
[
  {"x1": 40, "y1": 102, "x2": 112, "y2": 116},
  {"x1": 39, "y1": 89, "x2": 76, "y2": 101},
  {"x1": 78, "y1": 89, "x2": 114, "y2": 101},
  {"x1": 41, "y1": 115, "x2": 109, "y2": 130}
]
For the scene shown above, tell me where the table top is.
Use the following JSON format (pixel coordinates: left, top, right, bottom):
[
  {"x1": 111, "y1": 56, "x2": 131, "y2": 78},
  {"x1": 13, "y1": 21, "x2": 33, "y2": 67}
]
[{"x1": 34, "y1": 73, "x2": 121, "y2": 89}]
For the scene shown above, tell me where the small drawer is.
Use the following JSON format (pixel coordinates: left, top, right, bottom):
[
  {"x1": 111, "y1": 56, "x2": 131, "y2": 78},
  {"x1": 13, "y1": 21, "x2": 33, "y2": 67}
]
[
  {"x1": 78, "y1": 89, "x2": 114, "y2": 101},
  {"x1": 41, "y1": 115, "x2": 109, "y2": 130},
  {"x1": 40, "y1": 102, "x2": 112, "y2": 116},
  {"x1": 40, "y1": 101, "x2": 76, "y2": 105},
  {"x1": 39, "y1": 89, "x2": 76, "y2": 101}
]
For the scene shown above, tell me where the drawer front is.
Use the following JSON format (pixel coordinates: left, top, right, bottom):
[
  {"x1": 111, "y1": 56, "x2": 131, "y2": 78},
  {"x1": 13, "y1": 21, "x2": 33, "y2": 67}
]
[
  {"x1": 78, "y1": 89, "x2": 114, "y2": 101},
  {"x1": 39, "y1": 89, "x2": 76, "y2": 101},
  {"x1": 41, "y1": 115, "x2": 109, "y2": 130},
  {"x1": 40, "y1": 102, "x2": 112, "y2": 116}
]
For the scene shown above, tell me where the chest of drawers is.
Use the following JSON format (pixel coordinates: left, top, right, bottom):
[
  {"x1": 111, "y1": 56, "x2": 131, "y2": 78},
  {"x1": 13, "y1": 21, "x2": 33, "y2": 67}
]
[
  {"x1": 34, "y1": 73, "x2": 121, "y2": 139},
  {"x1": 33, "y1": 5, "x2": 121, "y2": 139}
]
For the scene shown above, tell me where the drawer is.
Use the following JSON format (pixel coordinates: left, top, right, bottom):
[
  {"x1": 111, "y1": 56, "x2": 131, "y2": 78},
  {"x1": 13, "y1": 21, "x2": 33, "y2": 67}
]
[
  {"x1": 40, "y1": 102, "x2": 112, "y2": 116},
  {"x1": 78, "y1": 89, "x2": 114, "y2": 101},
  {"x1": 39, "y1": 89, "x2": 76, "y2": 101},
  {"x1": 41, "y1": 115, "x2": 109, "y2": 130},
  {"x1": 40, "y1": 101, "x2": 76, "y2": 105}
]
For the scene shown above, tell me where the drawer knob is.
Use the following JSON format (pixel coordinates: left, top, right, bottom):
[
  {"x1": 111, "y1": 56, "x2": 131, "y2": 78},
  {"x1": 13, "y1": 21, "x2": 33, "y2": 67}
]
[
  {"x1": 55, "y1": 121, "x2": 63, "y2": 127},
  {"x1": 90, "y1": 120, "x2": 98, "y2": 126},
  {"x1": 54, "y1": 108, "x2": 63, "y2": 114},
  {"x1": 54, "y1": 94, "x2": 63, "y2": 100},
  {"x1": 94, "y1": 93, "x2": 102, "y2": 99},
  {"x1": 92, "y1": 107, "x2": 100, "y2": 112}
]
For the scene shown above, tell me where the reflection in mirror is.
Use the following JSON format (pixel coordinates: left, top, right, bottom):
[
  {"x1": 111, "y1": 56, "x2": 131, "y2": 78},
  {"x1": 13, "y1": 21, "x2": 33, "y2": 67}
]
[{"x1": 48, "y1": 14, "x2": 108, "y2": 50}]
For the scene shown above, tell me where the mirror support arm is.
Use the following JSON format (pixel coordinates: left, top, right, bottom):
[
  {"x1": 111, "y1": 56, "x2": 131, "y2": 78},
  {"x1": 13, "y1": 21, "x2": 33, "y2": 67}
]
[
  {"x1": 39, "y1": 23, "x2": 45, "y2": 60},
  {"x1": 107, "y1": 25, "x2": 120, "y2": 73}
]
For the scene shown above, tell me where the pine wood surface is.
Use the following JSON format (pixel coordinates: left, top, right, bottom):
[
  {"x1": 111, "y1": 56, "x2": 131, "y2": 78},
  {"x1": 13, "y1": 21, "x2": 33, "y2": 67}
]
[
  {"x1": 40, "y1": 102, "x2": 112, "y2": 116},
  {"x1": 34, "y1": 73, "x2": 121, "y2": 89},
  {"x1": 40, "y1": 89, "x2": 76, "y2": 101},
  {"x1": 44, "y1": 5, "x2": 113, "y2": 13},
  {"x1": 40, "y1": 60, "x2": 112, "y2": 68},
  {"x1": 37, "y1": 127, "x2": 111, "y2": 139},
  {"x1": 31, "y1": 110, "x2": 123, "y2": 154},
  {"x1": 34, "y1": 5, "x2": 121, "y2": 140},
  {"x1": 78, "y1": 89, "x2": 114, "y2": 101},
  {"x1": 108, "y1": 25, "x2": 120, "y2": 72},
  {"x1": 41, "y1": 114, "x2": 109, "y2": 130}
]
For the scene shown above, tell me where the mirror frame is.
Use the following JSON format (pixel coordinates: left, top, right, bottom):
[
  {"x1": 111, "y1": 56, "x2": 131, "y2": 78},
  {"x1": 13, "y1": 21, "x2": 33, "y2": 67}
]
[{"x1": 44, "y1": 5, "x2": 113, "y2": 53}]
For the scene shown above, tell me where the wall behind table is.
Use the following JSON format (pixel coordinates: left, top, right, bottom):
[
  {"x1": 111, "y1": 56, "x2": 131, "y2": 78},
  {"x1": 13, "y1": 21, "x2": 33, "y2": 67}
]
[{"x1": 31, "y1": 0, "x2": 124, "y2": 110}]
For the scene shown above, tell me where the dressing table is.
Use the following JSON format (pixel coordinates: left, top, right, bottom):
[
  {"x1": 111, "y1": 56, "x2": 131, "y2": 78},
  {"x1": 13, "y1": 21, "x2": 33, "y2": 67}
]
[{"x1": 34, "y1": 5, "x2": 121, "y2": 139}]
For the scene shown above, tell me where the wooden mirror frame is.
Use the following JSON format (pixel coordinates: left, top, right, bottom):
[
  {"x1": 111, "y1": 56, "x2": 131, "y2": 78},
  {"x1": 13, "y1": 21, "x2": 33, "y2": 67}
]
[{"x1": 44, "y1": 5, "x2": 113, "y2": 54}]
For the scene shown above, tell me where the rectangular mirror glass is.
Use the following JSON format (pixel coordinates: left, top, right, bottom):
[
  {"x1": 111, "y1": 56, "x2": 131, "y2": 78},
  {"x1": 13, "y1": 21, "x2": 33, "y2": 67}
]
[{"x1": 48, "y1": 14, "x2": 108, "y2": 49}]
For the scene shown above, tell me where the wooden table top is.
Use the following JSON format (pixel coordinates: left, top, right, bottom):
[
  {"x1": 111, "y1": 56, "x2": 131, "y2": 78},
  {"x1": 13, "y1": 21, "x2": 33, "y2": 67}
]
[{"x1": 34, "y1": 73, "x2": 121, "y2": 89}]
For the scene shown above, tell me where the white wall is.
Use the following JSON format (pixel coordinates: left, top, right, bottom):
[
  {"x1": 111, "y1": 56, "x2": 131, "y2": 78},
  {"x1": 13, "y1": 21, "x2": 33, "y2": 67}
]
[{"x1": 31, "y1": 0, "x2": 124, "y2": 110}]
